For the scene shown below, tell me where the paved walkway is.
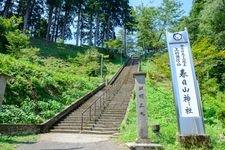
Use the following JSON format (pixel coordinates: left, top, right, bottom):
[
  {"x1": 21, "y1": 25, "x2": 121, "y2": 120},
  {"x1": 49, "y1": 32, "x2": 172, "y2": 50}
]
[{"x1": 17, "y1": 133, "x2": 129, "y2": 150}]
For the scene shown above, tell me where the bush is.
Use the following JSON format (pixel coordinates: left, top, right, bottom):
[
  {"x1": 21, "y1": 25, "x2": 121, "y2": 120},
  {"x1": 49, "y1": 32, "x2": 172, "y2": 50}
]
[
  {"x1": 192, "y1": 38, "x2": 225, "y2": 125},
  {"x1": 0, "y1": 40, "x2": 121, "y2": 124},
  {"x1": 0, "y1": 16, "x2": 30, "y2": 55}
]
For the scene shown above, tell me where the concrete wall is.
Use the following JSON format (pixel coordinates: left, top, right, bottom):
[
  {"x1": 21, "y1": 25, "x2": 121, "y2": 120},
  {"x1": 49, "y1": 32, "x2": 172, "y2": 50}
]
[{"x1": 0, "y1": 124, "x2": 41, "y2": 135}]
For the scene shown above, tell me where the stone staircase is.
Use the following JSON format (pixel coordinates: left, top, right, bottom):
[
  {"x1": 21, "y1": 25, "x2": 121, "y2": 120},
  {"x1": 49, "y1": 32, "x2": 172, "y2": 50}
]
[{"x1": 50, "y1": 59, "x2": 138, "y2": 134}]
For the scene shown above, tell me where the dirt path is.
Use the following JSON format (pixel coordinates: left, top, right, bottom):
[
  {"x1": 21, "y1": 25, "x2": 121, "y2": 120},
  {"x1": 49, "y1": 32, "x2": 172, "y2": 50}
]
[{"x1": 17, "y1": 133, "x2": 129, "y2": 150}]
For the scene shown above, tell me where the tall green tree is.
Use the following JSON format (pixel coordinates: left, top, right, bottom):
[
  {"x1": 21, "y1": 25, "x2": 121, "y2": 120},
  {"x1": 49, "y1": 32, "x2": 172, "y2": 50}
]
[
  {"x1": 2, "y1": 0, "x2": 13, "y2": 18},
  {"x1": 198, "y1": 0, "x2": 225, "y2": 49},
  {"x1": 46, "y1": 0, "x2": 62, "y2": 41}
]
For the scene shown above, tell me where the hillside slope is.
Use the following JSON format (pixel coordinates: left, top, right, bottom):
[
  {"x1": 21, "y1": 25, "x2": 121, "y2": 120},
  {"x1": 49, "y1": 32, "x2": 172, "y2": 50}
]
[
  {"x1": 0, "y1": 40, "x2": 123, "y2": 124},
  {"x1": 119, "y1": 51, "x2": 225, "y2": 149}
]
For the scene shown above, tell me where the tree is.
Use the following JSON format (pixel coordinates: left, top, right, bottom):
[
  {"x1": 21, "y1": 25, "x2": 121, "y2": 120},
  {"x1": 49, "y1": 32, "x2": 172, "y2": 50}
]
[
  {"x1": 46, "y1": 0, "x2": 62, "y2": 41},
  {"x1": 61, "y1": 0, "x2": 76, "y2": 41},
  {"x1": 174, "y1": 0, "x2": 207, "y2": 43},
  {"x1": 2, "y1": 0, "x2": 13, "y2": 18},
  {"x1": 23, "y1": 0, "x2": 35, "y2": 31},
  {"x1": 75, "y1": 0, "x2": 83, "y2": 46},
  {"x1": 198, "y1": 0, "x2": 225, "y2": 49},
  {"x1": 134, "y1": 6, "x2": 161, "y2": 51},
  {"x1": 0, "y1": 16, "x2": 29, "y2": 54}
]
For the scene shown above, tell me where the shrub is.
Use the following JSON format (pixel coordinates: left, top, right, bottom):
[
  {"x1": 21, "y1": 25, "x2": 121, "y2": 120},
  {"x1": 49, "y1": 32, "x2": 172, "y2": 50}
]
[{"x1": 0, "y1": 16, "x2": 30, "y2": 55}]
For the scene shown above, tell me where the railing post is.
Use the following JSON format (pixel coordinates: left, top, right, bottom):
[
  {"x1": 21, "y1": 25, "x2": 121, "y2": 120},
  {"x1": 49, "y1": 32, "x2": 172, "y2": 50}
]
[
  {"x1": 94, "y1": 102, "x2": 96, "y2": 116},
  {"x1": 100, "y1": 97, "x2": 101, "y2": 112},
  {"x1": 89, "y1": 107, "x2": 91, "y2": 121},
  {"x1": 81, "y1": 113, "x2": 84, "y2": 131}
]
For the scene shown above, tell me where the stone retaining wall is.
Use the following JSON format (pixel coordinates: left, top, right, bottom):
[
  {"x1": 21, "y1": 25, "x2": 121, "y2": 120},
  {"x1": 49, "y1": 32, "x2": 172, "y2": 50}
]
[{"x1": 0, "y1": 124, "x2": 41, "y2": 135}]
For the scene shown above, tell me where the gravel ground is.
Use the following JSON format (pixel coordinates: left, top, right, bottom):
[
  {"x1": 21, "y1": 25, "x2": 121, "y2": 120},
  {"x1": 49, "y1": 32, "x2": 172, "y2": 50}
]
[{"x1": 17, "y1": 133, "x2": 129, "y2": 150}]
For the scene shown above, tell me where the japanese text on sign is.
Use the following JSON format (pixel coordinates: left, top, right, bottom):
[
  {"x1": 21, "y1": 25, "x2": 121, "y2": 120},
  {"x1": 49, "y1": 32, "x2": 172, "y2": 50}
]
[{"x1": 172, "y1": 45, "x2": 199, "y2": 117}]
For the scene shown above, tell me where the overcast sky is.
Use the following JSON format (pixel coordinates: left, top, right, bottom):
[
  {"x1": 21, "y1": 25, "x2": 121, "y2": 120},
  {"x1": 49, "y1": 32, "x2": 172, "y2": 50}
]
[{"x1": 129, "y1": 0, "x2": 193, "y2": 16}]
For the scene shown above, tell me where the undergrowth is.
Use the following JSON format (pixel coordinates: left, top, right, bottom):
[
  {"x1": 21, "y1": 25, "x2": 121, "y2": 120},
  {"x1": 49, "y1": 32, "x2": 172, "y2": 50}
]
[{"x1": 0, "y1": 40, "x2": 122, "y2": 124}]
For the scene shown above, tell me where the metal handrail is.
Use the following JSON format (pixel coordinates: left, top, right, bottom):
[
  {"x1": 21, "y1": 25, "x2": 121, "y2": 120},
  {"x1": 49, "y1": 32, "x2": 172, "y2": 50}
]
[
  {"x1": 81, "y1": 87, "x2": 110, "y2": 131},
  {"x1": 80, "y1": 82, "x2": 123, "y2": 131},
  {"x1": 80, "y1": 59, "x2": 134, "y2": 131}
]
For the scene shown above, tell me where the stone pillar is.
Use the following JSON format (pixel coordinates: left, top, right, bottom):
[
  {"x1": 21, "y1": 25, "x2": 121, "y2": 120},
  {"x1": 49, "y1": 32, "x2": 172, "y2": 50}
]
[
  {"x1": 133, "y1": 73, "x2": 149, "y2": 142},
  {"x1": 126, "y1": 72, "x2": 162, "y2": 150},
  {"x1": 0, "y1": 74, "x2": 9, "y2": 111}
]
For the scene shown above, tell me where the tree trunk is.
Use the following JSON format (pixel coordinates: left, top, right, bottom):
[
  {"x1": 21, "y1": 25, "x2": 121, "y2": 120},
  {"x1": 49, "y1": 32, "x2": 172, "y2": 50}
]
[
  {"x1": 88, "y1": 14, "x2": 93, "y2": 46},
  {"x1": 94, "y1": 13, "x2": 99, "y2": 47},
  {"x1": 61, "y1": 9, "x2": 68, "y2": 42},
  {"x1": 3, "y1": 0, "x2": 13, "y2": 18},
  {"x1": 123, "y1": 25, "x2": 127, "y2": 55},
  {"x1": 76, "y1": 4, "x2": 81, "y2": 46},
  {"x1": 112, "y1": 21, "x2": 115, "y2": 40},
  {"x1": 80, "y1": 18, "x2": 83, "y2": 46},
  {"x1": 46, "y1": 5, "x2": 54, "y2": 41},
  {"x1": 23, "y1": 0, "x2": 35, "y2": 31},
  {"x1": 51, "y1": 8, "x2": 59, "y2": 42},
  {"x1": 106, "y1": 16, "x2": 110, "y2": 42},
  {"x1": 101, "y1": 23, "x2": 105, "y2": 47},
  {"x1": 55, "y1": 6, "x2": 62, "y2": 42}
]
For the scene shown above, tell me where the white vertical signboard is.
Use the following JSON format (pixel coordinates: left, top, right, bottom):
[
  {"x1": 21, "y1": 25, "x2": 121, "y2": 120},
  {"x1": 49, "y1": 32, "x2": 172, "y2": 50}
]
[
  {"x1": 166, "y1": 29, "x2": 205, "y2": 135},
  {"x1": 173, "y1": 45, "x2": 199, "y2": 117}
]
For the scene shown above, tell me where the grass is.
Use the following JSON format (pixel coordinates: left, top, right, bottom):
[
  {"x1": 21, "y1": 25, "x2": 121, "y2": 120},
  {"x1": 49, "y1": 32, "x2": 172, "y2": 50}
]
[
  {"x1": 119, "y1": 54, "x2": 225, "y2": 149},
  {"x1": 0, "y1": 39, "x2": 124, "y2": 124},
  {"x1": 0, "y1": 40, "x2": 126, "y2": 149},
  {"x1": 0, "y1": 134, "x2": 38, "y2": 150}
]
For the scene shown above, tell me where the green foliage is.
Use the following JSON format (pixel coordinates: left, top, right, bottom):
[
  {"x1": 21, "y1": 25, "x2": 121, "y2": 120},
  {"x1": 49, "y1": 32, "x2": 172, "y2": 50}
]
[
  {"x1": 0, "y1": 105, "x2": 41, "y2": 124},
  {"x1": 133, "y1": 6, "x2": 163, "y2": 51},
  {"x1": 0, "y1": 16, "x2": 30, "y2": 54},
  {"x1": 192, "y1": 38, "x2": 225, "y2": 125},
  {"x1": 142, "y1": 53, "x2": 171, "y2": 87},
  {"x1": 198, "y1": 0, "x2": 225, "y2": 49},
  {"x1": 192, "y1": 38, "x2": 225, "y2": 91},
  {"x1": 0, "y1": 40, "x2": 121, "y2": 124},
  {"x1": 104, "y1": 39, "x2": 123, "y2": 51},
  {"x1": 120, "y1": 53, "x2": 225, "y2": 149},
  {"x1": 133, "y1": 0, "x2": 184, "y2": 51},
  {"x1": 74, "y1": 47, "x2": 103, "y2": 76},
  {"x1": 5, "y1": 30, "x2": 29, "y2": 54},
  {"x1": 182, "y1": 0, "x2": 225, "y2": 48}
]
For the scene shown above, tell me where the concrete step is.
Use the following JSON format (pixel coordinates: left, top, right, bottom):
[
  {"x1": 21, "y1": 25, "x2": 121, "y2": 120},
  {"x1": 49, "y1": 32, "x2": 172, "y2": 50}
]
[
  {"x1": 65, "y1": 116, "x2": 100, "y2": 120},
  {"x1": 92, "y1": 127, "x2": 118, "y2": 132},
  {"x1": 97, "y1": 118, "x2": 123, "y2": 122},
  {"x1": 101, "y1": 113, "x2": 123, "y2": 116},
  {"x1": 53, "y1": 126, "x2": 93, "y2": 130},
  {"x1": 103, "y1": 112, "x2": 125, "y2": 115},
  {"x1": 51, "y1": 129, "x2": 118, "y2": 135},
  {"x1": 59, "y1": 120, "x2": 96, "y2": 124},
  {"x1": 97, "y1": 119, "x2": 122, "y2": 123},
  {"x1": 62, "y1": 119, "x2": 98, "y2": 123},
  {"x1": 50, "y1": 129, "x2": 80, "y2": 133},
  {"x1": 57, "y1": 122, "x2": 94, "y2": 127},
  {"x1": 93, "y1": 123, "x2": 120, "y2": 128}
]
